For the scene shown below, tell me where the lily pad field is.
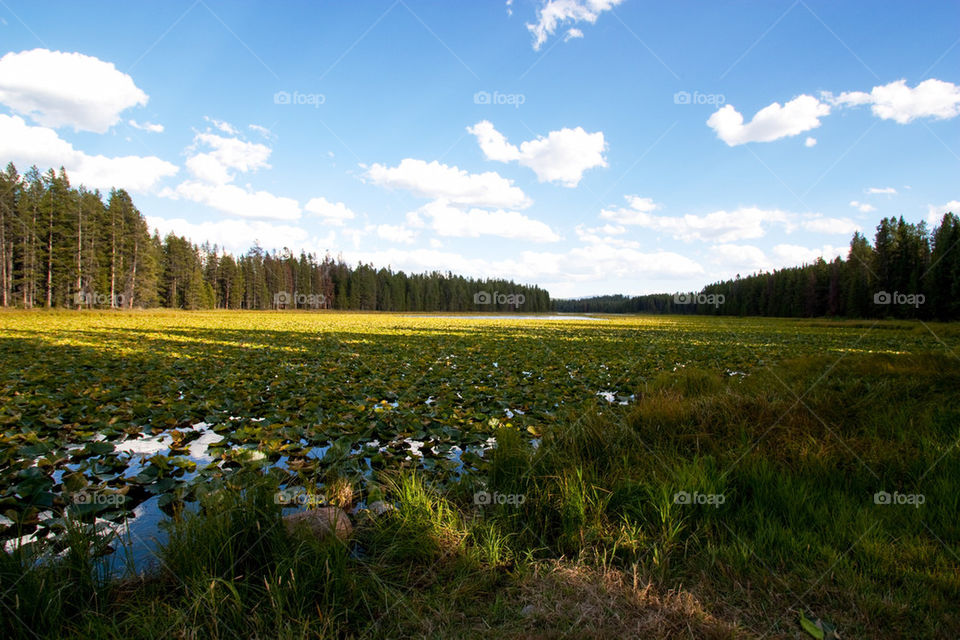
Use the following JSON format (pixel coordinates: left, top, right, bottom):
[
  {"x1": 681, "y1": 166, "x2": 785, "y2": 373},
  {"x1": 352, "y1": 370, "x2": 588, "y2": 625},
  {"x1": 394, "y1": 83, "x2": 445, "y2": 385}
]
[{"x1": 2, "y1": 310, "x2": 959, "y2": 638}]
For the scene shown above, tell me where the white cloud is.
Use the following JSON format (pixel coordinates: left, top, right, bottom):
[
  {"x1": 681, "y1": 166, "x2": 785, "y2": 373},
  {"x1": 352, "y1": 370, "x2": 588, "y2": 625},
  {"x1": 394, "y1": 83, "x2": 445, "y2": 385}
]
[
  {"x1": 128, "y1": 119, "x2": 164, "y2": 133},
  {"x1": 849, "y1": 200, "x2": 876, "y2": 213},
  {"x1": 0, "y1": 113, "x2": 177, "y2": 191},
  {"x1": 468, "y1": 120, "x2": 607, "y2": 187},
  {"x1": 564, "y1": 28, "x2": 584, "y2": 41},
  {"x1": 804, "y1": 137, "x2": 817, "y2": 147},
  {"x1": 601, "y1": 197, "x2": 787, "y2": 242},
  {"x1": 709, "y1": 244, "x2": 770, "y2": 273},
  {"x1": 577, "y1": 223, "x2": 626, "y2": 237},
  {"x1": 0, "y1": 49, "x2": 148, "y2": 133},
  {"x1": 597, "y1": 195, "x2": 661, "y2": 224},
  {"x1": 867, "y1": 186, "x2": 897, "y2": 195},
  {"x1": 802, "y1": 215, "x2": 861, "y2": 234},
  {"x1": 185, "y1": 154, "x2": 232, "y2": 185},
  {"x1": 160, "y1": 181, "x2": 301, "y2": 221},
  {"x1": 574, "y1": 224, "x2": 642, "y2": 249},
  {"x1": 526, "y1": 0, "x2": 624, "y2": 50},
  {"x1": 304, "y1": 197, "x2": 357, "y2": 226},
  {"x1": 204, "y1": 116, "x2": 239, "y2": 135},
  {"x1": 927, "y1": 201, "x2": 960, "y2": 227},
  {"x1": 186, "y1": 132, "x2": 271, "y2": 183},
  {"x1": 344, "y1": 243, "x2": 702, "y2": 291},
  {"x1": 145, "y1": 216, "x2": 315, "y2": 255},
  {"x1": 366, "y1": 158, "x2": 531, "y2": 209},
  {"x1": 248, "y1": 124, "x2": 273, "y2": 138},
  {"x1": 772, "y1": 243, "x2": 845, "y2": 266},
  {"x1": 707, "y1": 95, "x2": 830, "y2": 146},
  {"x1": 710, "y1": 242, "x2": 845, "y2": 275},
  {"x1": 377, "y1": 224, "x2": 417, "y2": 244},
  {"x1": 824, "y1": 79, "x2": 960, "y2": 124},
  {"x1": 160, "y1": 127, "x2": 297, "y2": 218},
  {"x1": 409, "y1": 199, "x2": 561, "y2": 242}
]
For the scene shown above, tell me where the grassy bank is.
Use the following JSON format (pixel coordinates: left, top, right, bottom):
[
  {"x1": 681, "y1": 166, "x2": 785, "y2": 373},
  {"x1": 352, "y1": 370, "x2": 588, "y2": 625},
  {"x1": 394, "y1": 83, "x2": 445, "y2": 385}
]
[{"x1": 2, "y1": 349, "x2": 958, "y2": 638}]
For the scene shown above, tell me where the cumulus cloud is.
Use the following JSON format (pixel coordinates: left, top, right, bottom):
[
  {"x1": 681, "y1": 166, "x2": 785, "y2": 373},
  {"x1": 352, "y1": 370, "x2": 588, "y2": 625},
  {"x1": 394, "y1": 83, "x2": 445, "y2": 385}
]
[
  {"x1": 159, "y1": 125, "x2": 311, "y2": 221},
  {"x1": 248, "y1": 124, "x2": 273, "y2": 139},
  {"x1": 849, "y1": 200, "x2": 876, "y2": 213},
  {"x1": 526, "y1": 0, "x2": 624, "y2": 50},
  {"x1": 0, "y1": 49, "x2": 148, "y2": 133},
  {"x1": 204, "y1": 116, "x2": 239, "y2": 135},
  {"x1": 802, "y1": 215, "x2": 861, "y2": 234},
  {"x1": 376, "y1": 224, "x2": 417, "y2": 244},
  {"x1": 576, "y1": 223, "x2": 626, "y2": 238},
  {"x1": 927, "y1": 200, "x2": 960, "y2": 227},
  {"x1": 186, "y1": 132, "x2": 271, "y2": 184},
  {"x1": 160, "y1": 181, "x2": 301, "y2": 220},
  {"x1": 709, "y1": 244, "x2": 770, "y2": 273},
  {"x1": 597, "y1": 195, "x2": 660, "y2": 223},
  {"x1": 601, "y1": 197, "x2": 788, "y2": 242},
  {"x1": 772, "y1": 243, "x2": 845, "y2": 266},
  {"x1": 407, "y1": 199, "x2": 560, "y2": 242},
  {"x1": 146, "y1": 215, "x2": 314, "y2": 255},
  {"x1": 304, "y1": 197, "x2": 357, "y2": 226},
  {"x1": 343, "y1": 242, "x2": 702, "y2": 294},
  {"x1": 823, "y1": 79, "x2": 960, "y2": 124},
  {"x1": 712, "y1": 78, "x2": 959, "y2": 146},
  {"x1": 0, "y1": 113, "x2": 177, "y2": 191},
  {"x1": 867, "y1": 186, "x2": 897, "y2": 195},
  {"x1": 366, "y1": 158, "x2": 531, "y2": 209},
  {"x1": 128, "y1": 119, "x2": 164, "y2": 133},
  {"x1": 804, "y1": 137, "x2": 817, "y2": 147},
  {"x1": 707, "y1": 95, "x2": 830, "y2": 146},
  {"x1": 711, "y1": 243, "x2": 845, "y2": 274},
  {"x1": 467, "y1": 120, "x2": 607, "y2": 187}
]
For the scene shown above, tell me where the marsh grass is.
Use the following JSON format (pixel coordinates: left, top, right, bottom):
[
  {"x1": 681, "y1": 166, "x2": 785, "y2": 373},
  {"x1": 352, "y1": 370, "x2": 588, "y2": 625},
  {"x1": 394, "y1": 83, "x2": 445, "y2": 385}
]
[{"x1": 2, "y1": 351, "x2": 958, "y2": 638}]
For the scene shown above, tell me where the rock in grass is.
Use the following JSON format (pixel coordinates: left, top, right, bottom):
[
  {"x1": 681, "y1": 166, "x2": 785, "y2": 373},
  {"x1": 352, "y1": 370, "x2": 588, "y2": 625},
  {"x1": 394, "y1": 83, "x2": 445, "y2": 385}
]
[
  {"x1": 283, "y1": 506, "x2": 352, "y2": 540},
  {"x1": 367, "y1": 500, "x2": 396, "y2": 517}
]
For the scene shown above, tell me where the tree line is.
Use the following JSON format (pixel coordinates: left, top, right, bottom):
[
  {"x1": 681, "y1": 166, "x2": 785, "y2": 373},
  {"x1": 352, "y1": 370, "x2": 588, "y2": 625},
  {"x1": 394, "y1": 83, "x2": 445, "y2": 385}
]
[
  {"x1": 0, "y1": 163, "x2": 550, "y2": 312},
  {"x1": 555, "y1": 213, "x2": 960, "y2": 320}
]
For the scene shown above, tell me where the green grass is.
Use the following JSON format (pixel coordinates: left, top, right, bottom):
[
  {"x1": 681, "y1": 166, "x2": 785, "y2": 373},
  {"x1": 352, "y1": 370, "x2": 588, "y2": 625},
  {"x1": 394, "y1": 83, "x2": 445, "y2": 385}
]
[{"x1": 1, "y1": 311, "x2": 959, "y2": 638}]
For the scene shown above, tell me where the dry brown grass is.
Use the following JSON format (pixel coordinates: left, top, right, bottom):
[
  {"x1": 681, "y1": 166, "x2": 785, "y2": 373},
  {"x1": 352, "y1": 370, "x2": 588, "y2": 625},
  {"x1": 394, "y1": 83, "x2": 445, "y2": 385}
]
[
  {"x1": 324, "y1": 476, "x2": 355, "y2": 510},
  {"x1": 508, "y1": 560, "x2": 749, "y2": 639}
]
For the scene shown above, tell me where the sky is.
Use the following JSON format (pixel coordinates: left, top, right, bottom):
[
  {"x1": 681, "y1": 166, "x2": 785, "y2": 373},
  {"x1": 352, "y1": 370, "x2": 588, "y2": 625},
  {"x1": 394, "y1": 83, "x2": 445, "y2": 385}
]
[{"x1": 0, "y1": 0, "x2": 958, "y2": 298}]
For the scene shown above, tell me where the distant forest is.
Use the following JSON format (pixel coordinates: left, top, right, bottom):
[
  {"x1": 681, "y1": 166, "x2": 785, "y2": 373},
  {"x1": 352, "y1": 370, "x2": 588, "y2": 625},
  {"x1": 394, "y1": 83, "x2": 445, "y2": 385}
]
[
  {"x1": 556, "y1": 212, "x2": 960, "y2": 320},
  {"x1": 0, "y1": 163, "x2": 550, "y2": 311}
]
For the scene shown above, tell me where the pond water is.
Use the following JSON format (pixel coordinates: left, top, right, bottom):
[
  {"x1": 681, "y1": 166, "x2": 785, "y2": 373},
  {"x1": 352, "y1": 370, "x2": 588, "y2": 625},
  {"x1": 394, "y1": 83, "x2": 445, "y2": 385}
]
[{"x1": 4, "y1": 418, "x2": 516, "y2": 577}]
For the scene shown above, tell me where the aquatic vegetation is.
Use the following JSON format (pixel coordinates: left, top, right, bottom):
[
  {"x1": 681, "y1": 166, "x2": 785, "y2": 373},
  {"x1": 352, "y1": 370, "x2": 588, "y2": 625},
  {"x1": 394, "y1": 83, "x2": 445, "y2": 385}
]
[{"x1": 0, "y1": 311, "x2": 958, "y2": 638}]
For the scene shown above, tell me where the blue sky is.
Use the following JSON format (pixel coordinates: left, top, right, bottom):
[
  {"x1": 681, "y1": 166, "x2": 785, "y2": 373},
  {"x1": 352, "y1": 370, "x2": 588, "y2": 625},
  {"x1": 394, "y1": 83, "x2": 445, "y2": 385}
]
[{"x1": 0, "y1": 0, "x2": 957, "y2": 297}]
